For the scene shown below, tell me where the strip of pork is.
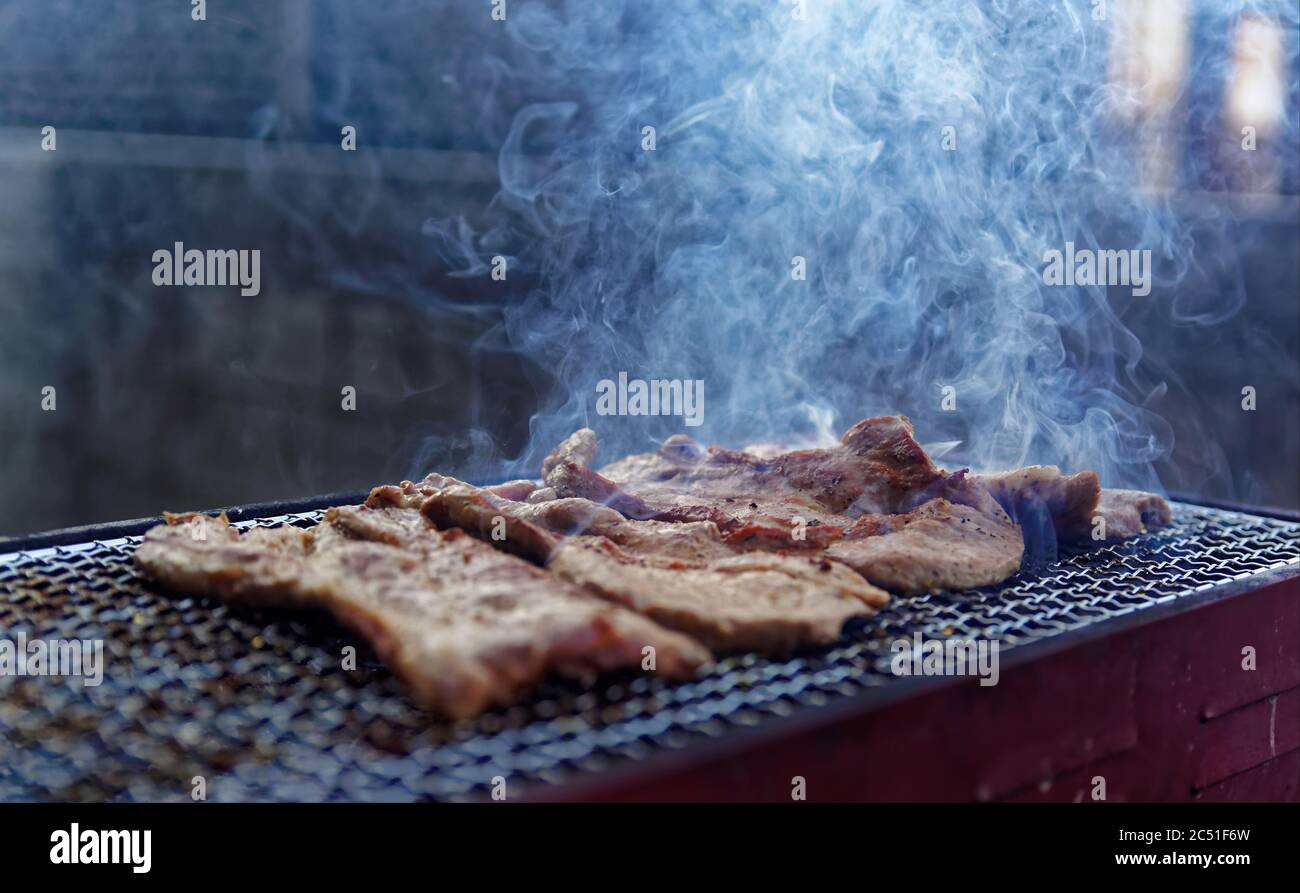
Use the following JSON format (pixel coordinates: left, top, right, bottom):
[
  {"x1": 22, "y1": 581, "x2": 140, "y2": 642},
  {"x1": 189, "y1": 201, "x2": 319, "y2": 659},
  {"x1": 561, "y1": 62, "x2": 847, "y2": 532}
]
[
  {"x1": 825, "y1": 472, "x2": 1024, "y2": 592},
  {"x1": 537, "y1": 417, "x2": 1025, "y2": 592},
  {"x1": 545, "y1": 415, "x2": 946, "y2": 528},
  {"x1": 1094, "y1": 488, "x2": 1174, "y2": 540},
  {"x1": 974, "y1": 467, "x2": 1172, "y2": 543},
  {"x1": 549, "y1": 540, "x2": 888, "y2": 653},
  {"x1": 135, "y1": 509, "x2": 709, "y2": 719},
  {"x1": 973, "y1": 466, "x2": 1100, "y2": 541},
  {"x1": 369, "y1": 480, "x2": 738, "y2": 564},
  {"x1": 406, "y1": 481, "x2": 890, "y2": 653}
]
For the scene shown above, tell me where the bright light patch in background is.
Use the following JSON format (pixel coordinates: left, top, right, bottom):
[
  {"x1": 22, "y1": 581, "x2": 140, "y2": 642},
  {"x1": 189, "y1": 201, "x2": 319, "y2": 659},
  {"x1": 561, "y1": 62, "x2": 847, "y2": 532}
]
[
  {"x1": 1226, "y1": 15, "x2": 1285, "y2": 134},
  {"x1": 1107, "y1": 0, "x2": 1190, "y2": 118},
  {"x1": 1107, "y1": 0, "x2": 1191, "y2": 193}
]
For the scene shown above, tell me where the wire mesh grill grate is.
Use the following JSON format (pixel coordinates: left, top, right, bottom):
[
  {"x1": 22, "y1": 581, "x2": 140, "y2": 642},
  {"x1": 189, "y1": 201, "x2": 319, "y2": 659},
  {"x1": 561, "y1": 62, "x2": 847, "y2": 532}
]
[{"x1": 1, "y1": 502, "x2": 1297, "y2": 801}]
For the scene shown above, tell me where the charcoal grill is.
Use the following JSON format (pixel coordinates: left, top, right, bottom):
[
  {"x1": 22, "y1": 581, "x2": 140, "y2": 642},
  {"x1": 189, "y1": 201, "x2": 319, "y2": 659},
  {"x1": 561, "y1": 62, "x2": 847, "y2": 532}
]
[{"x1": 1, "y1": 498, "x2": 1297, "y2": 802}]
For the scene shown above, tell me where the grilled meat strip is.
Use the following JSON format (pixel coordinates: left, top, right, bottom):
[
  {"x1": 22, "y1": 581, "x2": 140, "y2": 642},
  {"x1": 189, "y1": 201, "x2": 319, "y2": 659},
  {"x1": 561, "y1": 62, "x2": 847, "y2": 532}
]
[
  {"x1": 538, "y1": 417, "x2": 1025, "y2": 592},
  {"x1": 583, "y1": 417, "x2": 1169, "y2": 547},
  {"x1": 547, "y1": 415, "x2": 944, "y2": 528},
  {"x1": 135, "y1": 509, "x2": 709, "y2": 718},
  {"x1": 825, "y1": 471, "x2": 1024, "y2": 592},
  {"x1": 540, "y1": 430, "x2": 664, "y2": 521},
  {"x1": 974, "y1": 466, "x2": 1172, "y2": 543},
  {"x1": 713, "y1": 470, "x2": 1024, "y2": 592},
  {"x1": 402, "y1": 480, "x2": 889, "y2": 652},
  {"x1": 371, "y1": 479, "x2": 738, "y2": 565},
  {"x1": 549, "y1": 539, "x2": 887, "y2": 653},
  {"x1": 974, "y1": 466, "x2": 1101, "y2": 542},
  {"x1": 1094, "y1": 488, "x2": 1174, "y2": 540}
]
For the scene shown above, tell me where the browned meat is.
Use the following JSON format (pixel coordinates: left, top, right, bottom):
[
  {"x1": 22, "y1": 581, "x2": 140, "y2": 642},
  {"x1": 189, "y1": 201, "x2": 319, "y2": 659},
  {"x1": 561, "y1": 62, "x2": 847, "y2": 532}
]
[
  {"x1": 415, "y1": 481, "x2": 889, "y2": 651},
  {"x1": 975, "y1": 467, "x2": 1171, "y2": 543},
  {"x1": 136, "y1": 510, "x2": 709, "y2": 719},
  {"x1": 541, "y1": 455, "x2": 663, "y2": 521},
  {"x1": 541, "y1": 428, "x2": 599, "y2": 478},
  {"x1": 324, "y1": 501, "x2": 442, "y2": 547},
  {"x1": 131, "y1": 411, "x2": 1173, "y2": 716},
  {"x1": 581, "y1": 415, "x2": 944, "y2": 527},
  {"x1": 417, "y1": 480, "x2": 739, "y2": 565},
  {"x1": 1094, "y1": 489, "x2": 1174, "y2": 541},
  {"x1": 515, "y1": 499, "x2": 743, "y2": 564},
  {"x1": 536, "y1": 417, "x2": 1026, "y2": 593},
  {"x1": 826, "y1": 473, "x2": 1024, "y2": 593},
  {"x1": 487, "y1": 479, "x2": 539, "y2": 501},
  {"x1": 357, "y1": 473, "x2": 461, "y2": 512},
  {"x1": 390, "y1": 471, "x2": 824, "y2": 559},
  {"x1": 973, "y1": 466, "x2": 1101, "y2": 541},
  {"x1": 547, "y1": 538, "x2": 889, "y2": 653},
  {"x1": 134, "y1": 513, "x2": 314, "y2": 606}
]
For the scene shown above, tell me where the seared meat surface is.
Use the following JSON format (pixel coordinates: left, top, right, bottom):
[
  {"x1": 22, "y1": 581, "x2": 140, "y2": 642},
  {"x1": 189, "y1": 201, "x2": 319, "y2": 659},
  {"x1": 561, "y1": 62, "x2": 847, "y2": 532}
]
[
  {"x1": 134, "y1": 413, "x2": 1174, "y2": 717},
  {"x1": 538, "y1": 417, "x2": 1028, "y2": 592},
  {"x1": 974, "y1": 466, "x2": 1101, "y2": 542},
  {"x1": 411, "y1": 479, "x2": 890, "y2": 650},
  {"x1": 538, "y1": 416, "x2": 1172, "y2": 588},
  {"x1": 974, "y1": 466, "x2": 1172, "y2": 544},
  {"x1": 827, "y1": 500, "x2": 1021, "y2": 592},
  {"x1": 551, "y1": 415, "x2": 944, "y2": 528},
  {"x1": 405, "y1": 480, "x2": 735, "y2": 564},
  {"x1": 135, "y1": 510, "x2": 709, "y2": 718},
  {"x1": 548, "y1": 538, "x2": 888, "y2": 653},
  {"x1": 1093, "y1": 488, "x2": 1174, "y2": 541},
  {"x1": 826, "y1": 471, "x2": 1024, "y2": 592}
]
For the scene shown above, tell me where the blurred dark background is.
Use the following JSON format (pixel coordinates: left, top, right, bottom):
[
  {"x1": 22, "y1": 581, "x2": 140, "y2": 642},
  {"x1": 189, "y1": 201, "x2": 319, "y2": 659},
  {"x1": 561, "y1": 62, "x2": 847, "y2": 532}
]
[
  {"x1": 0, "y1": 0, "x2": 1296, "y2": 537},
  {"x1": 0, "y1": 1, "x2": 551, "y2": 536}
]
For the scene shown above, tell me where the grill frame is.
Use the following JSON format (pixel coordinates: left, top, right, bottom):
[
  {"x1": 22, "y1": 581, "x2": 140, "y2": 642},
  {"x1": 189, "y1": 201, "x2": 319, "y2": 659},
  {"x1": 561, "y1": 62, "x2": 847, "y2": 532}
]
[{"x1": 1, "y1": 497, "x2": 1298, "y2": 802}]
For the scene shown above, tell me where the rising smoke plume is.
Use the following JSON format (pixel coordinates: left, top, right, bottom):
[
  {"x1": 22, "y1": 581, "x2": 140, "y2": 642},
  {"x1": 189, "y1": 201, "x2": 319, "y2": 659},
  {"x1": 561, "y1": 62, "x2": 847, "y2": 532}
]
[{"x1": 426, "y1": 0, "x2": 1299, "y2": 491}]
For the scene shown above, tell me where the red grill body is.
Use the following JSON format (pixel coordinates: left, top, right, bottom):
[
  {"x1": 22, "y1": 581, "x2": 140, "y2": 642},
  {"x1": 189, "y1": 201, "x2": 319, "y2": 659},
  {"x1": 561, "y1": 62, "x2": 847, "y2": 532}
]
[{"x1": 559, "y1": 571, "x2": 1300, "y2": 802}]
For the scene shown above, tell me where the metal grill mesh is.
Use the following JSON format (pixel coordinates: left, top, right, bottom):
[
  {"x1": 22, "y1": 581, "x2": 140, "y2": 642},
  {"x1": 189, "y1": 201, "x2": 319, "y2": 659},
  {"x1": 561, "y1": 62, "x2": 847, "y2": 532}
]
[{"x1": 1, "y1": 503, "x2": 1297, "y2": 801}]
